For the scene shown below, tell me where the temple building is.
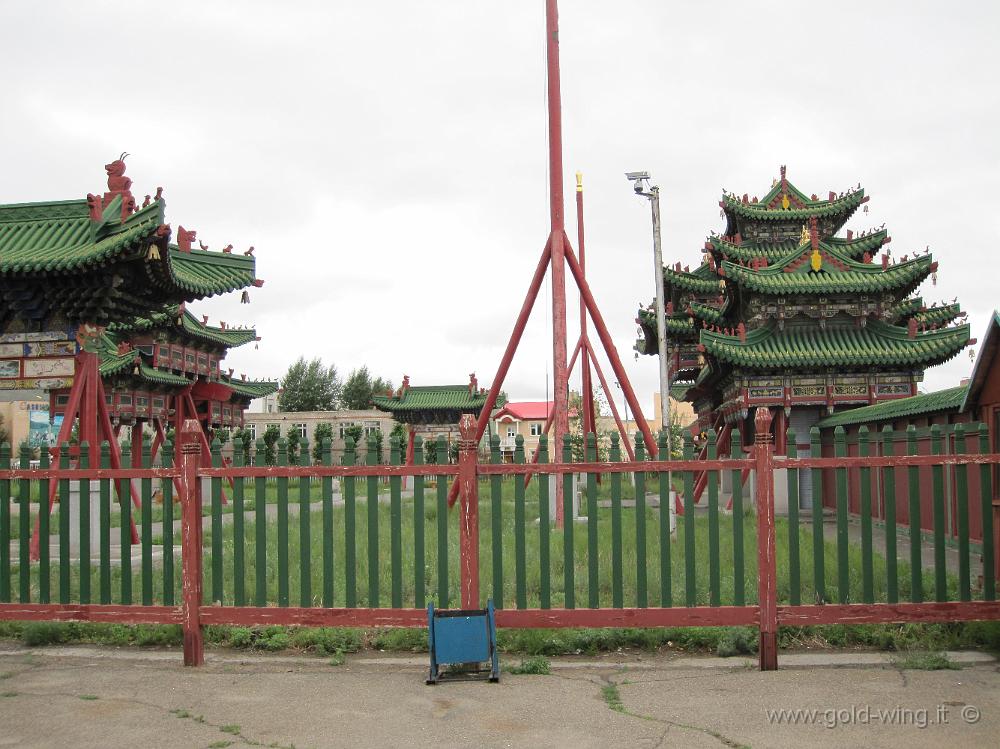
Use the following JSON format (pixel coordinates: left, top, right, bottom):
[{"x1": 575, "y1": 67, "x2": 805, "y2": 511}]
[{"x1": 636, "y1": 166, "x2": 973, "y2": 457}]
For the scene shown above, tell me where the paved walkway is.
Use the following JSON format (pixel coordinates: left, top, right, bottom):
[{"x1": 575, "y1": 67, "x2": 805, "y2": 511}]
[{"x1": 0, "y1": 644, "x2": 996, "y2": 748}]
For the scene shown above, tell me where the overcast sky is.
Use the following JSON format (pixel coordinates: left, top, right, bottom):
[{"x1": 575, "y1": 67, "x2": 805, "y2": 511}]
[{"x1": 2, "y1": 1, "x2": 998, "y2": 419}]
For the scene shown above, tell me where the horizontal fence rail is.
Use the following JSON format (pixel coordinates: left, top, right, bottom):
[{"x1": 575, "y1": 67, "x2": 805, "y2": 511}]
[{"x1": 1, "y1": 414, "x2": 999, "y2": 670}]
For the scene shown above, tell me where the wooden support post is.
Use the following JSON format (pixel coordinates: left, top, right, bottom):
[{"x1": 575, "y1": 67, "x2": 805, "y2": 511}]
[
  {"x1": 755, "y1": 408, "x2": 778, "y2": 671},
  {"x1": 457, "y1": 414, "x2": 480, "y2": 609},
  {"x1": 179, "y1": 419, "x2": 204, "y2": 666}
]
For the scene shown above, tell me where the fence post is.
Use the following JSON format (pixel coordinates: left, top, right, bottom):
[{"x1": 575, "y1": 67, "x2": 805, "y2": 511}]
[
  {"x1": 179, "y1": 419, "x2": 204, "y2": 667},
  {"x1": 755, "y1": 408, "x2": 778, "y2": 671},
  {"x1": 457, "y1": 414, "x2": 480, "y2": 609}
]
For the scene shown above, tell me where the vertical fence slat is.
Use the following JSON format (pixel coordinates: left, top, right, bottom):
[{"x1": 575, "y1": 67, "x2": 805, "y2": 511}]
[
  {"x1": 413, "y1": 436, "x2": 425, "y2": 609},
  {"x1": 78, "y1": 443, "x2": 91, "y2": 605},
  {"x1": 44, "y1": 446, "x2": 55, "y2": 604},
  {"x1": 586, "y1": 432, "x2": 599, "y2": 609},
  {"x1": 277, "y1": 439, "x2": 289, "y2": 607},
  {"x1": 882, "y1": 426, "x2": 898, "y2": 603},
  {"x1": 435, "y1": 435, "x2": 448, "y2": 608},
  {"x1": 538, "y1": 436, "x2": 551, "y2": 610},
  {"x1": 930, "y1": 425, "x2": 947, "y2": 602},
  {"x1": 162, "y1": 441, "x2": 175, "y2": 606},
  {"x1": 514, "y1": 436, "x2": 527, "y2": 609},
  {"x1": 634, "y1": 433, "x2": 647, "y2": 608},
  {"x1": 834, "y1": 426, "x2": 849, "y2": 604},
  {"x1": 299, "y1": 438, "x2": 312, "y2": 608},
  {"x1": 233, "y1": 443, "x2": 246, "y2": 607},
  {"x1": 907, "y1": 426, "x2": 923, "y2": 603},
  {"x1": 47, "y1": 444, "x2": 60, "y2": 604},
  {"x1": 18, "y1": 444, "x2": 30, "y2": 603},
  {"x1": 366, "y1": 435, "x2": 379, "y2": 608},
  {"x1": 321, "y1": 438, "x2": 334, "y2": 608},
  {"x1": 953, "y1": 424, "x2": 970, "y2": 602},
  {"x1": 785, "y1": 429, "x2": 799, "y2": 606},
  {"x1": 99, "y1": 442, "x2": 111, "y2": 604},
  {"x1": 562, "y1": 435, "x2": 574, "y2": 610},
  {"x1": 119, "y1": 442, "x2": 131, "y2": 605},
  {"x1": 610, "y1": 434, "x2": 623, "y2": 608},
  {"x1": 211, "y1": 439, "x2": 223, "y2": 605},
  {"x1": 683, "y1": 432, "x2": 695, "y2": 607},
  {"x1": 858, "y1": 427, "x2": 874, "y2": 604},
  {"x1": 343, "y1": 437, "x2": 357, "y2": 608},
  {"x1": 707, "y1": 429, "x2": 720, "y2": 607},
  {"x1": 390, "y1": 436, "x2": 402, "y2": 609},
  {"x1": 489, "y1": 435, "x2": 502, "y2": 608},
  {"x1": 0, "y1": 443, "x2": 9, "y2": 603},
  {"x1": 658, "y1": 429, "x2": 672, "y2": 609},
  {"x1": 979, "y1": 425, "x2": 995, "y2": 601},
  {"x1": 141, "y1": 437, "x2": 153, "y2": 606},
  {"x1": 729, "y1": 428, "x2": 745, "y2": 607},
  {"x1": 254, "y1": 438, "x2": 268, "y2": 608},
  {"x1": 810, "y1": 427, "x2": 824, "y2": 603}
]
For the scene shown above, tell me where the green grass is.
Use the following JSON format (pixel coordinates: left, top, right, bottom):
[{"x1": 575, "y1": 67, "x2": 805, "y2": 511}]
[
  {"x1": 219, "y1": 724, "x2": 241, "y2": 735},
  {"x1": 79, "y1": 694, "x2": 98, "y2": 700},
  {"x1": 892, "y1": 651, "x2": 962, "y2": 670},
  {"x1": 506, "y1": 655, "x2": 551, "y2": 674},
  {"x1": 601, "y1": 683, "x2": 625, "y2": 712}
]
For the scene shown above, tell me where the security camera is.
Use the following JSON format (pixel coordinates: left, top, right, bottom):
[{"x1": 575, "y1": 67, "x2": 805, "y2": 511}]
[{"x1": 625, "y1": 171, "x2": 650, "y2": 181}]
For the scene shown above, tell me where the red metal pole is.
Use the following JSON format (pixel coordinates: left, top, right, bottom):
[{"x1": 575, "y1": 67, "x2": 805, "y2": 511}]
[
  {"x1": 546, "y1": 0, "x2": 569, "y2": 527},
  {"x1": 457, "y1": 415, "x2": 480, "y2": 608},
  {"x1": 755, "y1": 408, "x2": 778, "y2": 671},
  {"x1": 576, "y1": 174, "x2": 595, "y2": 442},
  {"x1": 448, "y1": 239, "x2": 552, "y2": 507},
  {"x1": 131, "y1": 423, "x2": 143, "y2": 468},
  {"x1": 584, "y1": 336, "x2": 636, "y2": 461},
  {"x1": 562, "y1": 234, "x2": 657, "y2": 456},
  {"x1": 180, "y1": 418, "x2": 204, "y2": 666}
]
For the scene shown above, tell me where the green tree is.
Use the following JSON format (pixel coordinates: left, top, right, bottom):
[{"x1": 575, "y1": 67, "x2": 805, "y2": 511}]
[
  {"x1": 278, "y1": 357, "x2": 341, "y2": 412},
  {"x1": 341, "y1": 367, "x2": 393, "y2": 410},
  {"x1": 286, "y1": 428, "x2": 302, "y2": 464},
  {"x1": 0, "y1": 414, "x2": 8, "y2": 445},
  {"x1": 262, "y1": 425, "x2": 281, "y2": 466},
  {"x1": 343, "y1": 424, "x2": 363, "y2": 448},
  {"x1": 230, "y1": 427, "x2": 253, "y2": 463},
  {"x1": 313, "y1": 422, "x2": 334, "y2": 462}
]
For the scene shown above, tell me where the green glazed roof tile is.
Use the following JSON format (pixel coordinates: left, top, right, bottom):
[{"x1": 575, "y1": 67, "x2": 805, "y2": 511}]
[
  {"x1": 722, "y1": 189, "x2": 865, "y2": 221},
  {"x1": 373, "y1": 385, "x2": 504, "y2": 413},
  {"x1": 700, "y1": 319, "x2": 970, "y2": 369},
  {"x1": 110, "y1": 307, "x2": 258, "y2": 348},
  {"x1": 663, "y1": 266, "x2": 723, "y2": 294},
  {"x1": 720, "y1": 254, "x2": 934, "y2": 295},
  {"x1": 815, "y1": 385, "x2": 968, "y2": 429},
  {"x1": 224, "y1": 377, "x2": 279, "y2": 399}
]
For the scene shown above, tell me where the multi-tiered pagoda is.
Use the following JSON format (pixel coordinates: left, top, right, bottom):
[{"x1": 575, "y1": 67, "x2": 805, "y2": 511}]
[{"x1": 637, "y1": 166, "x2": 972, "y2": 452}]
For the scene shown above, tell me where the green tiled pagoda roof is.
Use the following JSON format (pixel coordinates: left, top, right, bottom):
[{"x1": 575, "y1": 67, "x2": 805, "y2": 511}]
[
  {"x1": 886, "y1": 297, "x2": 924, "y2": 320},
  {"x1": 709, "y1": 229, "x2": 888, "y2": 264},
  {"x1": 815, "y1": 385, "x2": 968, "y2": 429},
  {"x1": 720, "y1": 254, "x2": 934, "y2": 295},
  {"x1": 97, "y1": 337, "x2": 193, "y2": 387},
  {"x1": 700, "y1": 319, "x2": 970, "y2": 369},
  {"x1": 0, "y1": 197, "x2": 160, "y2": 273},
  {"x1": 224, "y1": 377, "x2": 279, "y2": 399},
  {"x1": 722, "y1": 189, "x2": 866, "y2": 222},
  {"x1": 689, "y1": 300, "x2": 728, "y2": 325},
  {"x1": 168, "y1": 248, "x2": 257, "y2": 296},
  {"x1": 372, "y1": 385, "x2": 504, "y2": 413},
  {"x1": 0, "y1": 196, "x2": 258, "y2": 299},
  {"x1": 912, "y1": 303, "x2": 962, "y2": 328},
  {"x1": 664, "y1": 266, "x2": 723, "y2": 294},
  {"x1": 111, "y1": 308, "x2": 258, "y2": 348}
]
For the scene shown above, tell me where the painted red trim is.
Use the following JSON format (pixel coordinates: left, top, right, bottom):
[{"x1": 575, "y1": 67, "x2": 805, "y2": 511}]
[
  {"x1": 0, "y1": 603, "x2": 181, "y2": 624},
  {"x1": 754, "y1": 409, "x2": 778, "y2": 670},
  {"x1": 778, "y1": 601, "x2": 1000, "y2": 625}
]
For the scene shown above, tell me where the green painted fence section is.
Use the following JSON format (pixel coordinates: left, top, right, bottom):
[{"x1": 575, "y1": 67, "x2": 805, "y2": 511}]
[{"x1": 0, "y1": 426, "x2": 996, "y2": 615}]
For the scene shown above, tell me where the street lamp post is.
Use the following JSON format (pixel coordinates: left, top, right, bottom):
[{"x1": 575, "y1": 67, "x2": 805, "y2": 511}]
[{"x1": 626, "y1": 171, "x2": 671, "y2": 458}]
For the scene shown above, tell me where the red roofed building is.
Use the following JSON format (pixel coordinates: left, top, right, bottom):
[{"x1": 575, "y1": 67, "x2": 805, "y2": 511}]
[{"x1": 492, "y1": 401, "x2": 552, "y2": 461}]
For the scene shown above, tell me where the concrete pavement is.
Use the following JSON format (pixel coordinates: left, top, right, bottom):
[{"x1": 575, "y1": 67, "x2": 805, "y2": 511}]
[{"x1": 0, "y1": 644, "x2": 997, "y2": 748}]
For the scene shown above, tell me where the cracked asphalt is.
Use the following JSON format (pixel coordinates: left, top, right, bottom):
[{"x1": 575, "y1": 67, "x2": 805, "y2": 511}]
[{"x1": 0, "y1": 644, "x2": 997, "y2": 748}]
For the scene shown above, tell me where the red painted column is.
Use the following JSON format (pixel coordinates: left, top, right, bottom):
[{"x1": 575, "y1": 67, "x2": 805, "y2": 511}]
[
  {"x1": 754, "y1": 408, "x2": 778, "y2": 671},
  {"x1": 545, "y1": 0, "x2": 569, "y2": 525},
  {"x1": 131, "y1": 423, "x2": 143, "y2": 468},
  {"x1": 179, "y1": 418, "x2": 204, "y2": 666},
  {"x1": 457, "y1": 415, "x2": 480, "y2": 608}
]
